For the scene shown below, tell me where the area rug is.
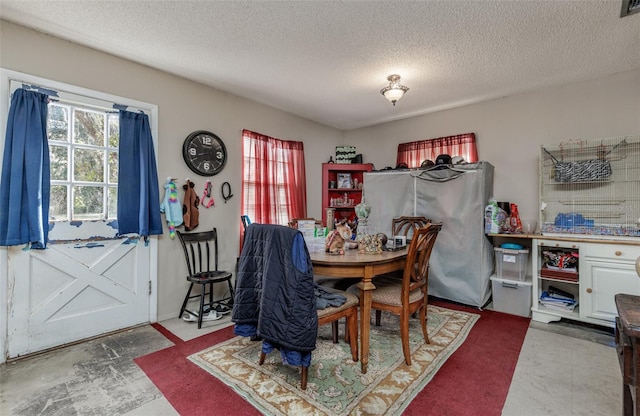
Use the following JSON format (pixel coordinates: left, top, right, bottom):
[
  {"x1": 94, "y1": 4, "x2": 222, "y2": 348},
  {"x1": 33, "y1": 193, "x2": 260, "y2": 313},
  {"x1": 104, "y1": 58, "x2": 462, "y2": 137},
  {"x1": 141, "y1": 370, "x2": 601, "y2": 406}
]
[{"x1": 188, "y1": 304, "x2": 478, "y2": 415}]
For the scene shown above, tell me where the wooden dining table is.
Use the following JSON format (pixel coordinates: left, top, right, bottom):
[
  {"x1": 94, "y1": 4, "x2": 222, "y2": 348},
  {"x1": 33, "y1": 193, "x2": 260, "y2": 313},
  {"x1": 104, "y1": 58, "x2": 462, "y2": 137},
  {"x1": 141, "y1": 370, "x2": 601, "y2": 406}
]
[{"x1": 310, "y1": 248, "x2": 408, "y2": 373}]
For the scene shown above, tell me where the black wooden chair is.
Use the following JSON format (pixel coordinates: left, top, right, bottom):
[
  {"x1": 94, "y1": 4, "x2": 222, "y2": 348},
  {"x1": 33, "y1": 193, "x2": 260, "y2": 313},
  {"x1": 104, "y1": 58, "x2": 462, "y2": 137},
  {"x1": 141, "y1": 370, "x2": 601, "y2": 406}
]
[{"x1": 177, "y1": 228, "x2": 234, "y2": 329}]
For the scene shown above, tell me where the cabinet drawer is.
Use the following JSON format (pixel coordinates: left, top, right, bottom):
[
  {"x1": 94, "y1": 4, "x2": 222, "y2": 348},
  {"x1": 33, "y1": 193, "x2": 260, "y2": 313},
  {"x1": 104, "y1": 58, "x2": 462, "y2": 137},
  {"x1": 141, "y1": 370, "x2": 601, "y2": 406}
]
[
  {"x1": 581, "y1": 243, "x2": 640, "y2": 262},
  {"x1": 536, "y1": 240, "x2": 580, "y2": 250}
]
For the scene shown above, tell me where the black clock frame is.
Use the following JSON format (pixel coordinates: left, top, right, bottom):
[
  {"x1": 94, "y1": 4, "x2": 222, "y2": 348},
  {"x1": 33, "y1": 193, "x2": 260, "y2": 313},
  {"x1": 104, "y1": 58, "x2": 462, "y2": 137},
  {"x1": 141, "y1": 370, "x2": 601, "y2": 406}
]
[{"x1": 182, "y1": 130, "x2": 227, "y2": 176}]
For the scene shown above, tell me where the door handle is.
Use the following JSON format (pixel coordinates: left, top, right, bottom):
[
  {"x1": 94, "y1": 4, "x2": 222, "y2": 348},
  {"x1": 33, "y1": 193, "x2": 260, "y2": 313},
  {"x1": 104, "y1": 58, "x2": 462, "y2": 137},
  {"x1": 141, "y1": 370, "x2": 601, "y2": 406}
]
[{"x1": 636, "y1": 256, "x2": 640, "y2": 277}]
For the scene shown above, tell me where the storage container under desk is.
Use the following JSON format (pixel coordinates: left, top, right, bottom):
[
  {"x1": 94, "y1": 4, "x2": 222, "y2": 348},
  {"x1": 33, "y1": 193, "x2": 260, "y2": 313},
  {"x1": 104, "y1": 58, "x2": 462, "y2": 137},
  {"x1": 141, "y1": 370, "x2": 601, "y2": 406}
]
[{"x1": 490, "y1": 275, "x2": 532, "y2": 317}]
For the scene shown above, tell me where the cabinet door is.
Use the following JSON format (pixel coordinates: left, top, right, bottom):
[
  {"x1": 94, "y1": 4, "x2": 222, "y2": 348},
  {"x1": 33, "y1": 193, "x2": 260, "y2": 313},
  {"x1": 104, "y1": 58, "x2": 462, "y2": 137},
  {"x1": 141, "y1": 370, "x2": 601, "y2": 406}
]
[{"x1": 582, "y1": 259, "x2": 640, "y2": 322}]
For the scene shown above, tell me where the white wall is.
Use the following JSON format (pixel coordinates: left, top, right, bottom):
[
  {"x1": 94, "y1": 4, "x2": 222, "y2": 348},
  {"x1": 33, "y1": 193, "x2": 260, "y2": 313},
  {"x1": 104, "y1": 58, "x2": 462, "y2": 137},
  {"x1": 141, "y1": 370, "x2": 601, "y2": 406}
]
[
  {"x1": 2, "y1": 19, "x2": 639, "y2": 325},
  {"x1": 346, "y1": 70, "x2": 640, "y2": 221},
  {"x1": 0, "y1": 20, "x2": 343, "y2": 322}
]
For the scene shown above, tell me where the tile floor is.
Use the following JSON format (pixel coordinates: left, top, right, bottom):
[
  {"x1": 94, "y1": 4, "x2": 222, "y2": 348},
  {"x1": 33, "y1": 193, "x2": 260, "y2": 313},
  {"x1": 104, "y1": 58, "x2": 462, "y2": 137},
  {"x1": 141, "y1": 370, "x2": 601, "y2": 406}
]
[
  {"x1": 0, "y1": 311, "x2": 621, "y2": 415},
  {"x1": 502, "y1": 320, "x2": 620, "y2": 416}
]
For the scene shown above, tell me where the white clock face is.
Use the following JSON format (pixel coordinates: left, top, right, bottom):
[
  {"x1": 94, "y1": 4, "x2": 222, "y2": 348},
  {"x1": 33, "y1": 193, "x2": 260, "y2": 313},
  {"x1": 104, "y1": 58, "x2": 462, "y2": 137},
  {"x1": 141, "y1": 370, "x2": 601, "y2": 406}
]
[{"x1": 183, "y1": 131, "x2": 227, "y2": 176}]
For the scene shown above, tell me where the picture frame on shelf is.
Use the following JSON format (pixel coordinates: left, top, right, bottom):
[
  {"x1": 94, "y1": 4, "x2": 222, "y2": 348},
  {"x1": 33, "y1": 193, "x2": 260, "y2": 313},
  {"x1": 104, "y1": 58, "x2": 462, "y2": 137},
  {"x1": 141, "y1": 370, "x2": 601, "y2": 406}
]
[{"x1": 337, "y1": 173, "x2": 352, "y2": 189}]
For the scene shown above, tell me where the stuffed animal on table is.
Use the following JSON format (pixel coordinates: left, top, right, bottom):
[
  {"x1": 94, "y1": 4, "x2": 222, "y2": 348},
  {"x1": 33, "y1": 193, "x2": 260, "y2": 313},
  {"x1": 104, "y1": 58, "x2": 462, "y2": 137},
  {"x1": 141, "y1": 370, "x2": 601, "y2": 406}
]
[{"x1": 325, "y1": 222, "x2": 352, "y2": 255}]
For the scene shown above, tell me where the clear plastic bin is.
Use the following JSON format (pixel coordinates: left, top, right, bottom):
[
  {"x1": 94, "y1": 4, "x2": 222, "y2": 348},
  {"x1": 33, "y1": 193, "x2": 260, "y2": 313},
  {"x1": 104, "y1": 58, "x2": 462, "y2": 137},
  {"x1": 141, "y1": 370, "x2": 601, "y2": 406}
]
[{"x1": 494, "y1": 247, "x2": 529, "y2": 281}]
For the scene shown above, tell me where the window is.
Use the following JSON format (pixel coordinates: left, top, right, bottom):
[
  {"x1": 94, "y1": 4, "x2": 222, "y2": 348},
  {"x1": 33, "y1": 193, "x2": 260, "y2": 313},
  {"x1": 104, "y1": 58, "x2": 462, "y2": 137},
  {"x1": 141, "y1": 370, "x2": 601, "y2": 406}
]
[
  {"x1": 241, "y1": 129, "x2": 307, "y2": 227},
  {"x1": 396, "y1": 133, "x2": 478, "y2": 168},
  {"x1": 48, "y1": 102, "x2": 119, "y2": 221},
  {"x1": 2, "y1": 70, "x2": 159, "y2": 242}
]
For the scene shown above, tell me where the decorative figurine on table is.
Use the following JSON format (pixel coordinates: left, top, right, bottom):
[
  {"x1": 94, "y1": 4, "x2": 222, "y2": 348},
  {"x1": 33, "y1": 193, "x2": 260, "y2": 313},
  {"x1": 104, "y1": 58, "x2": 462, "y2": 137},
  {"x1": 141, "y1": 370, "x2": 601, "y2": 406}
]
[
  {"x1": 354, "y1": 195, "x2": 371, "y2": 241},
  {"x1": 358, "y1": 233, "x2": 383, "y2": 254},
  {"x1": 325, "y1": 222, "x2": 352, "y2": 255}
]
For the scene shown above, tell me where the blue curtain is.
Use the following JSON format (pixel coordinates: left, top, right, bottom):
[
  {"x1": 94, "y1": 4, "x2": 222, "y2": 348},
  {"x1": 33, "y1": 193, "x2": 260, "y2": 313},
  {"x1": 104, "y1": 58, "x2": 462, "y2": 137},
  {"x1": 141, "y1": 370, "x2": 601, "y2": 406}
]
[
  {"x1": 117, "y1": 110, "x2": 162, "y2": 236},
  {"x1": 0, "y1": 89, "x2": 50, "y2": 248}
]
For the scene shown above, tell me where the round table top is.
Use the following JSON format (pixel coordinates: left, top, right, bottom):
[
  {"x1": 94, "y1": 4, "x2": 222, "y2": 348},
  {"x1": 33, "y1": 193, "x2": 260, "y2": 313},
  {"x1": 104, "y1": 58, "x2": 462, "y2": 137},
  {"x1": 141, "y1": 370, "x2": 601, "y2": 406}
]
[{"x1": 309, "y1": 248, "x2": 407, "y2": 265}]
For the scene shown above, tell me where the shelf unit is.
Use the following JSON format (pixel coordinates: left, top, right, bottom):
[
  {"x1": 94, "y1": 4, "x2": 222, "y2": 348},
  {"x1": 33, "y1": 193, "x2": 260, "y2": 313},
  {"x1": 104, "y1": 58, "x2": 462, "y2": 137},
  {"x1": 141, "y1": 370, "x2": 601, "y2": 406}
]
[
  {"x1": 531, "y1": 237, "x2": 640, "y2": 328},
  {"x1": 531, "y1": 239, "x2": 581, "y2": 324},
  {"x1": 491, "y1": 234, "x2": 640, "y2": 327},
  {"x1": 321, "y1": 163, "x2": 373, "y2": 227}
]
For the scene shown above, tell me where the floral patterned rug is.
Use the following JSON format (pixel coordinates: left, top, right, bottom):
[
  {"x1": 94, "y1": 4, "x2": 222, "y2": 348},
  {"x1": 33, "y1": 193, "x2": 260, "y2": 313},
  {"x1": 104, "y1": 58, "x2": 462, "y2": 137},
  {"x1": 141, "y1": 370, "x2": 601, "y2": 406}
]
[{"x1": 188, "y1": 304, "x2": 479, "y2": 415}]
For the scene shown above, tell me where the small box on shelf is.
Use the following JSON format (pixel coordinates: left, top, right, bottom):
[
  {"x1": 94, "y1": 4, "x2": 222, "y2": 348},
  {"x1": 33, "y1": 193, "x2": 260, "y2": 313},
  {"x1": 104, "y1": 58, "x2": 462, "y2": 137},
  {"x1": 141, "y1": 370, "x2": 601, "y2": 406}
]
[{"x1": 539, "y1": 267, "x2": 578, "y2": 282}]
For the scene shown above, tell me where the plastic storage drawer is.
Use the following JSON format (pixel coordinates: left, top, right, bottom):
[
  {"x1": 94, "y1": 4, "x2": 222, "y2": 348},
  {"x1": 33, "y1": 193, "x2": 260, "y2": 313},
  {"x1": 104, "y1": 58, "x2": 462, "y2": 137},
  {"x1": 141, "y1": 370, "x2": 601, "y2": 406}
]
[{"x1": 490, "y1": 276, "x2": 532, "y2": 317}]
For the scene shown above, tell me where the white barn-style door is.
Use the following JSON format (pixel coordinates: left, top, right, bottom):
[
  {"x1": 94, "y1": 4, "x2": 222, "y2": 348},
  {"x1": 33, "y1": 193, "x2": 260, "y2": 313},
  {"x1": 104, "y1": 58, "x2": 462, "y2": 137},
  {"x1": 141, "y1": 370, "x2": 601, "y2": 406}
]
[{"x1": 6, "y1": 223, "x2": 154, "y2": 358}]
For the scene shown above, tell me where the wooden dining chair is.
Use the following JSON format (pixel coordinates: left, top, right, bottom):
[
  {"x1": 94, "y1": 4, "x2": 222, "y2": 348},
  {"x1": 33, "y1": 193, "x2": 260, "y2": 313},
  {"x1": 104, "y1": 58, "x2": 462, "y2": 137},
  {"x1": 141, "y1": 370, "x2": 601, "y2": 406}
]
[
  {"x1": 349, "y1": 223, "x2": 442, "y2": 366},
  {"x1": 385, "y1": 216, "x2": 432, "y2": 281},
  {"x1": 391, "y1": 216, "x2": 432, "y2": 240},
  {"x1": 316, "y1": 285, "x2": 359, "y2": 362},
  {"x1": 258, "y1": 286, "x2": 359, "y2": 390},
  {"x1": 236, "y1": 224, "x2": 358, "y2": 390},
  {"x1": 286, "y1": 220, "x2": 358, "y2": 360}
]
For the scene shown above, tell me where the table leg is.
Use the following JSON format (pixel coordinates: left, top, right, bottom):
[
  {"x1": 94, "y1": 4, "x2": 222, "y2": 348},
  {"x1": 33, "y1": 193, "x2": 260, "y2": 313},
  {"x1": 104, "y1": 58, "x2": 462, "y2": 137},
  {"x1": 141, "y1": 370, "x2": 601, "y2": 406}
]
[{"x1": 358, "y1": 267, "x2": 376, "y2": 374}]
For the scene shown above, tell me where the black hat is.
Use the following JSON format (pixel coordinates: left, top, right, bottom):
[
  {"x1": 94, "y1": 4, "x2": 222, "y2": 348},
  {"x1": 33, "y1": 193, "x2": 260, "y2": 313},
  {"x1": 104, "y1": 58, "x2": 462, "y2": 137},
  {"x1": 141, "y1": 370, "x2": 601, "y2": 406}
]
[{"x1": 435, "y1": 154, "x2": 452, "y2": 165}]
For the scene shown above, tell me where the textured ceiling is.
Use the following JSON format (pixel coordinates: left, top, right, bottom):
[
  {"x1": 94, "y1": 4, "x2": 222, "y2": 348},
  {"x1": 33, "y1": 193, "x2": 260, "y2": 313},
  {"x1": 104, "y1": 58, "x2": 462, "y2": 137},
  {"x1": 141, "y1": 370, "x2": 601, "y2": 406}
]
[{"x1": 1, "y1": 1, "x2": 639, "y2": 130}]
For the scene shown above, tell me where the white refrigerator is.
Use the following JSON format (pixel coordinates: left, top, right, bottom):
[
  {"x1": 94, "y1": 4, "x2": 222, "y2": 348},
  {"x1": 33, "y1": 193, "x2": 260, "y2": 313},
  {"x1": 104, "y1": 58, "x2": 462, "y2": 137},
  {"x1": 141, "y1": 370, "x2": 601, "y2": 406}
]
[{"x1": 363, "y1": 162, "x2": 495, "y2": 307}]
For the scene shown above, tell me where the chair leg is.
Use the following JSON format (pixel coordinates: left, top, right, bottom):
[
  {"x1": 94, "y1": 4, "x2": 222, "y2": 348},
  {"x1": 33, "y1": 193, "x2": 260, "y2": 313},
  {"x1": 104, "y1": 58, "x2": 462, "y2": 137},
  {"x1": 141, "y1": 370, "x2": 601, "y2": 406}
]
[
  {"x1": 375, "y1": 310, "x2": 382, "y2": 326},
  {"x1": 301, "y1": 365, "x2": 308, "y2": 390},
  {"x1": 347, "y1": 310, "x2": 359, "y2": 362},
  {"x1": 259, "y1": 350, "x2": 307, "y2": 390},
  {"x1": 344, "y1": 319, "x2": 349, "y2": 343},
  {"x1": 227, "y1": 279, "x2": 235, "y2": 305},
  {"x1": 400, "y1": 310, "x2": 411, "y2": 366},
  {"x1": 420, "y1": 301, "x2": 430, "y2": 344},
  {"x1": 332, "y1": 321, "x2": 339, "y2": 343},
  {"x1": 198, "y1": 284, "x2": 207, "y2": 329},
  {"x1": 179, "y1": 283, "x2": 195, "y2": 318}
]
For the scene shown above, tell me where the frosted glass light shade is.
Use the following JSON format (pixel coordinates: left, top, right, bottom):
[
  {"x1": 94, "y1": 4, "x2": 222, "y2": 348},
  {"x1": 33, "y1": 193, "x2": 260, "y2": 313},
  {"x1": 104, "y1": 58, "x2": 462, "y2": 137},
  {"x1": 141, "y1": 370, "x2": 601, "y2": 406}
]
[{"x1": 380, "y1": 74, "x2": 409, "y2": 106}]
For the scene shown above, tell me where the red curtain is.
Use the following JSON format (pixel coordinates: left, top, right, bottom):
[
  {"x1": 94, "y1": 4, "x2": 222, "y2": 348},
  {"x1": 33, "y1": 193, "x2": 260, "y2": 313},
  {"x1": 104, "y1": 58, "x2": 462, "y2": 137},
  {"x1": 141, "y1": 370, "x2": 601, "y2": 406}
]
[
  {"x1": 396, "y1": 133, "x2": 478, "y2": 168},
  {"x1": 241, "y1": 129, "x2": 307, "y2": 232}
]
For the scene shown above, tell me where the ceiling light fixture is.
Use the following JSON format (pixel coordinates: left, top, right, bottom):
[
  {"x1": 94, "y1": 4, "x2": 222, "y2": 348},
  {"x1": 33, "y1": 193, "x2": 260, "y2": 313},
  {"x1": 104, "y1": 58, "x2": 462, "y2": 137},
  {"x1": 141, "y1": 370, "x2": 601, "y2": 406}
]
[{"x1": 380, "y1": 74, "x2": 409, "y2": 106}]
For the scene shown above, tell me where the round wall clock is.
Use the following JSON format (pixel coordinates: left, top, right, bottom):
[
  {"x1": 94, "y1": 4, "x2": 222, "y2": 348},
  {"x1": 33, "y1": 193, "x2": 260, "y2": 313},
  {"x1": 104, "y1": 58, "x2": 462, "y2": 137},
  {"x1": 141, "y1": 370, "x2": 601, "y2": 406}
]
[{"x1": 182, "y1": 130, "x2": 227, "y2": 176}]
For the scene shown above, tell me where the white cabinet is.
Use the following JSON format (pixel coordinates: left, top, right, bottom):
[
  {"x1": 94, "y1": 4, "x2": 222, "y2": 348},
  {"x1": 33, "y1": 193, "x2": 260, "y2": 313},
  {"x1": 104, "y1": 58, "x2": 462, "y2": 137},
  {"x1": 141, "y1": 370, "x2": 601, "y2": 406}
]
[
  {"x1": 581, "y1": 243, "x2": 640, "y2": 323},
  {"x1": 531, "y1": 238, "x2": 640, "y2": 328}
]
